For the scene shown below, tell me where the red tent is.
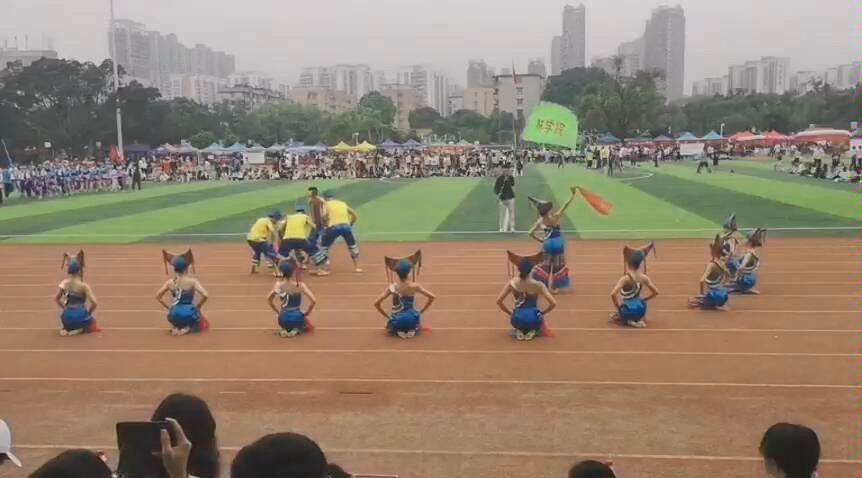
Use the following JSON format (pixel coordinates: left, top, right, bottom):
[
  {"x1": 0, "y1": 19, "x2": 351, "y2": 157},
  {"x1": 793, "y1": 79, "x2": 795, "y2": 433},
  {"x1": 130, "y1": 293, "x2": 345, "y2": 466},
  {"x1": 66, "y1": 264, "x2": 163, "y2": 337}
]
[
  {"x1": 728, "y1": 131, "x2": 754, "y2": 142},
  {"x1": 764, "y1": 131, "x2": 790, "y2": 145}
]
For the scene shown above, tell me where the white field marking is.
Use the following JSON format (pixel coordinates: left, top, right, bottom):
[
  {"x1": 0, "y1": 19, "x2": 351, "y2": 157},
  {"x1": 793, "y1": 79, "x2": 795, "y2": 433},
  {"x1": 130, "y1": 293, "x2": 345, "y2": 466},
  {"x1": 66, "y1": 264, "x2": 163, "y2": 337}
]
[
  {"x1": 617, "y1": 172, "x2": 655, "y2": 182},
  {"x1": 0, "y1": 326, "x2": 852, "y2": 333},
  {"x1": 2, "y1": 307, "x2": 854, "y2": 314},
  {"x1": 6, "y1": 293, "x2": 856, "y2": 300},
  {"x1": 1, "y1": 225, "x2": 861, "y2": 239},
  {"x1": 0, "y1": 377, "x2": 856, "y2": 390},
  {"x1": 0, "y1": 308, "x2": 859, "y2": 320},
  {"x1": 9, "y1": 443, "x2": 856, "y2": 463},
  {"x1": 1, "y1": 349, "x2": 855, "y2": 358},
  {"x1": 1, "y1": 279, "x2": 855, "y2": 288}
]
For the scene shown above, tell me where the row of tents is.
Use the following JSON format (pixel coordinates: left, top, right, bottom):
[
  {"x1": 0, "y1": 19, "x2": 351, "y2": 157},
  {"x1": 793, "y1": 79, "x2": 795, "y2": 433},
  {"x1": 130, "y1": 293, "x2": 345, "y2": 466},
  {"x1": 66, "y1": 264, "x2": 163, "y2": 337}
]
[
  {"x1": 122, "y1": 139, "x2": 432, "y2": 155},
  {"x1": 595, "y1": 128, "x2": 852, "y2": 146}
]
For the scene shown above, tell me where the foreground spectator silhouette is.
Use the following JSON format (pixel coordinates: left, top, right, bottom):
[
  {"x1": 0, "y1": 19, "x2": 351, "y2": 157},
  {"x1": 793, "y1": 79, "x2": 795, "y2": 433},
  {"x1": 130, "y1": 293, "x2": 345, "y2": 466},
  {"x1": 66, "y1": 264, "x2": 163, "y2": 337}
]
[
  {"x1": 150, "y1": 393, "x2": 220, "y2": 478},
  {"x1": 568, "y1": 460, "x2": 616, "y2": 478},
  {"x1": 28, "y1": 449, "x2": 112, "y2": 478},
  {"x1": 760, "y1": 422, "x2": 820, "y2": 478},
  {"x1": 231, "y1": 432, "x2": 350, "y2": 478}
]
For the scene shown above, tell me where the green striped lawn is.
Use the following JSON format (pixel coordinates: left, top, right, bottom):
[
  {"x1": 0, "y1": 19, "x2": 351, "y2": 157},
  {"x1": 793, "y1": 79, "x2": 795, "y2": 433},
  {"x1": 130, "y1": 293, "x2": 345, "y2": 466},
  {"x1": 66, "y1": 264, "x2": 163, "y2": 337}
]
[{"x1": 0, "y1": 162, "x2": 858, "y2": 244}]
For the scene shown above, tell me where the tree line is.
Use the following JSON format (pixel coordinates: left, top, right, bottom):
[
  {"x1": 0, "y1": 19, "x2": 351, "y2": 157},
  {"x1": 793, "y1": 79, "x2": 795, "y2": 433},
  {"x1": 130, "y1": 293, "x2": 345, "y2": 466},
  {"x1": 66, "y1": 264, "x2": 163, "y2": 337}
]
[{"x1": 0, "y1": 58, "x2": 856, "y2": 155}]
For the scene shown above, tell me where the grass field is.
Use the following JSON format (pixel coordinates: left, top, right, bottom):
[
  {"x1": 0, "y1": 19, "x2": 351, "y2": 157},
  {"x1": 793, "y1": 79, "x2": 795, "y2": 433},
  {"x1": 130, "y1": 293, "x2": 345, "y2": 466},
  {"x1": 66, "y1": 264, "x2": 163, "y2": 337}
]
[{"x1": 0, "y1": 161, "x2": 858, "y2": 244}]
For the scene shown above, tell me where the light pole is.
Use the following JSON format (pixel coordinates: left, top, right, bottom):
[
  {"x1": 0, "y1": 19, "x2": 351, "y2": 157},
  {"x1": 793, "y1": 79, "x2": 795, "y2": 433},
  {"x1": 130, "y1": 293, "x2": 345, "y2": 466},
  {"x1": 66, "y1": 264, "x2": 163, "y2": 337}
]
[
  {"x1": 109, "y1": 0, "x2": 125, "y2": 160},
  {"x1": 719, "y1": 123, "x2": 725, "y2": 138}
]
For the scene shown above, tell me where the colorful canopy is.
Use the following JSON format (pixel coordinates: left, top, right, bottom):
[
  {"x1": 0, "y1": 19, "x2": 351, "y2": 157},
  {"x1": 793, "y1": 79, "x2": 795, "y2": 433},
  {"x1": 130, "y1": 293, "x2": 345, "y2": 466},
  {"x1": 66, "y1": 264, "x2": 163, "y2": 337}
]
[
  {"x1": 378, "y1": 139, "x2": 402, "y2": 150},
  {"x1": 700, "y1": 131, "x2": 723, "y2": 141},
  {"x1": 402, "y1": 139, "x2": 423, "y2": 148},
  {"x1": 598, "y1": 133, "x2": 621, "y2": 144},
  {"x1": 202, "y1": 143, "x2": 227, "y2": 153},
  {"x1": 653, "y1": 135, "x2": 673, "y2": 142},
  {"x1": 353, "y1": 141, "x2": 377, "y2": 153},
  {"x1": 676, "y1": 132, "x2": 699, "y2": 141},
  {"x1": 331, "y1": 141, "x2": 352, "y2": 152}
]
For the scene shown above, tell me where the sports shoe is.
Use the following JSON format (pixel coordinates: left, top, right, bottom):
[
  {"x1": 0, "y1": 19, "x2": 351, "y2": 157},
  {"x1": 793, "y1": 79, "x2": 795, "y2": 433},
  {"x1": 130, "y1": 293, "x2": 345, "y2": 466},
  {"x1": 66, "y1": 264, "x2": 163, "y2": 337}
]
[
  {"x1": 523, "y1": 330, "x2": 537, "y2": 341},
  {"x1": 59, "y1": 328, "x2": 69, "y2": 336},
  {"x1": 514, "y1": 330, "x2": 526, "y2": 341},
  {"x1": 287, "y1": 328, "x2": 300, "y2": 337},
  {"x1": 627, "y1": 320, "x2": 646, "y2": 328}
]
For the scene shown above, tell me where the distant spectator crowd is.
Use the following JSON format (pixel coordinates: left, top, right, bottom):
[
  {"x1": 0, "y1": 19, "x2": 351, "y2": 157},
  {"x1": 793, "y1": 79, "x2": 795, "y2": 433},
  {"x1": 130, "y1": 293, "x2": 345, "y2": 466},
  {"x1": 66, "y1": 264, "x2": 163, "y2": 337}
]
[{"x1": 0, "y1": 392, "x2": 823, "y2": 478}]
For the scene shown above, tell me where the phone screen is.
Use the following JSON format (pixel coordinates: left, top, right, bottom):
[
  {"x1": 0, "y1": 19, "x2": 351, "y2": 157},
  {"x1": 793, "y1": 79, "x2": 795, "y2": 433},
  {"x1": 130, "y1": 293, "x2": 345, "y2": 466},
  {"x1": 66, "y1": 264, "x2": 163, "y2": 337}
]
[{"x1": 115, "y1": 422, "x2": 172, "y2": 478}]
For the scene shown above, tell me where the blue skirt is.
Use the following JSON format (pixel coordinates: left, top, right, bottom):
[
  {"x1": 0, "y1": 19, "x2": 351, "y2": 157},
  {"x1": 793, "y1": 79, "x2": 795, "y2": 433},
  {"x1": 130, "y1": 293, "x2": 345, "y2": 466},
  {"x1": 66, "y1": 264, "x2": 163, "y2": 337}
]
[
  {"x1": 726, "y1": 257, "x2": 741, "y2": 274},
  {"x1": 733, "y1": 273, "x2": 757, "y2": 293},
  {"x1": 511, "y1": 307, "x2": 543, "y2": 333},
  {"x1": 278, "y1": 308, "x2": 307, "y2": 330},
  {"x1": 619, "y1": 298, "x2": 646, "y2": 322},
  {"x1": 704, "y1": 288, "x2": 729, "y2": 307},
  {"x1": 60, "y1": 308, "x2": 92, "y2": 331},
  {"x1": 387, "y1": 309, "x2": 420, "y2": 333},
  {"x1": 168, "y1": 304, "x2": 200, "y2": 328},
  {"x1": 542, "y1": 236, "x2": 565, "y2": 256}
]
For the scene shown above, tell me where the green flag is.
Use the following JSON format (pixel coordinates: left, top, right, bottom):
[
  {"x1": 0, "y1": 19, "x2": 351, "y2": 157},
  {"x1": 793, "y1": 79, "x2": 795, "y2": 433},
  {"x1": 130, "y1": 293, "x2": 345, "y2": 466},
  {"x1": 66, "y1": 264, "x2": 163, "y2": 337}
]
[{"x1": 521, "y1": 102, "x2": 580, "y2": 149}]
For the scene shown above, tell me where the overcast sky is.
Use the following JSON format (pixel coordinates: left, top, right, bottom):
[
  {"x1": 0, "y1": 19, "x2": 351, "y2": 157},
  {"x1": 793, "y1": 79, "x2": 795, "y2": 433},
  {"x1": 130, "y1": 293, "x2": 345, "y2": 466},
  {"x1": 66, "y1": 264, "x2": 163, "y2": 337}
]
[{"x1": 1, "y1": 0, "x2": 856, "y2": 90}]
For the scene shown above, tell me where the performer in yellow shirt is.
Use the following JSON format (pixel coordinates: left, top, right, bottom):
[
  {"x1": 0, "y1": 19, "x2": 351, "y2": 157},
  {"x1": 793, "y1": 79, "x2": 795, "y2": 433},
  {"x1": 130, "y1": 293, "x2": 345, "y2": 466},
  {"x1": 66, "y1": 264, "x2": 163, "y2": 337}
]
[
  {"x1": 278, "y1": 202, "x2": 328, "y2": 276},
  {"x1": 318, "y1": 191, "x2": 362, "y2": 273},
  {"x1": 246, "y1": 211, "x2": 282, "y2": 273}
]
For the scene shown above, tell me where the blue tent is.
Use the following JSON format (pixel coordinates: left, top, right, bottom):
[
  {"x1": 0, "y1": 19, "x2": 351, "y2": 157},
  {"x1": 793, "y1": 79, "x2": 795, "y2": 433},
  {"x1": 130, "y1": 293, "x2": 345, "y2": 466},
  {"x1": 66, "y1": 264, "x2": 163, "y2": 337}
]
[
  {"x1": 598, "y1": 133, "x2": 621, "y2": 144},
  {"x1": 701, "y1": 131, "x2": 723, "y2": 141},
  {"x1": 677, "y1": 132, "x2": 699, "y2": 141},
  {"x1": 653, "y1": 135, "x2": 673, "y2": 142},
  {"x1": 402, "y1": 139, "x2": 423, "y2": 148},
  {"x1": 311, "y1": 143, "x2": 328, "y2": 151},
  {"x1": 202, "y1": 143, "x2": 226, "y2": 153},
  {"x1": 379, "y1": 139, "x2": 402, "y2": 150},
  {"x1": 226, "y1": 142, "x2": 246, "y2": 153}
]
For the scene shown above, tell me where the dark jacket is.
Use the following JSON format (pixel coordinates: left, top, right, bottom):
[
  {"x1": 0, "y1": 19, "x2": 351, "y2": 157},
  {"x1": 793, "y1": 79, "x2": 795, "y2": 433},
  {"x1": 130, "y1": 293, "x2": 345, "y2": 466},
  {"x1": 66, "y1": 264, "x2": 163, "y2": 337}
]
[{"x1": 494, "y1": 175, "x2": 515, "y2": 201}]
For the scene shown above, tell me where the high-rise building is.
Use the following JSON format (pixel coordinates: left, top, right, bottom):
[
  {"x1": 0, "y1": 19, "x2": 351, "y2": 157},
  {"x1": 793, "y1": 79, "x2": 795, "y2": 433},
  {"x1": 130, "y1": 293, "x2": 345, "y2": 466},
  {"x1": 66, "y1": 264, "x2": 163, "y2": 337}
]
[
  {"x1": 527, "y1": 58, "x2": 547, "y2": 78},
  {"x1": 166, "y1": 74, "x2": 226, "y2": 105},
  {"x1": 591, "y1": 56, "x2": 617, "y2": 77},
  {"x1": 109, "y1": 19, "x2": 235, "y2": 94},
  {"x1": 229, "y1": 71, "x2": 274, "y2": 90},
  {"x1": 617, "y1": 37, "x2": 644, "y2": 78},
  {"x1": 462, "y1": 87, "x2": 496, "y2": 117},
  {"x1": 493, "y1": 73, "x2": 544, "y2": 124},
  {"x1": 467, "y1": 60, "x2": 491, "y2": 87},
  {"x1": 0, "y1": 48, "x2": 58, "y2": 69},
  {"x1": 560, "y1": 4, "x2": 586, "y2": 71},
  {"x1": 642, "y1": 5, "x2": 685, "y2": 100},
  {"x1": 395, "y1": 65, "x2": 451, "y2": 115},
  {"x1": 691, "y1": 77, "x2": 728, "y2": 96},
  {"x1": 550, "y1": 36, "x2": 562, "y2": 76},
  {"x1": 299, "y1": 65, "x2": 381, "y2": 101},
  {"x1": 726, "y1": 56, "x2": 791, "y2": 94},
  {"x1": 378, "y1": 83, "x2": 423, "y2": 130}
]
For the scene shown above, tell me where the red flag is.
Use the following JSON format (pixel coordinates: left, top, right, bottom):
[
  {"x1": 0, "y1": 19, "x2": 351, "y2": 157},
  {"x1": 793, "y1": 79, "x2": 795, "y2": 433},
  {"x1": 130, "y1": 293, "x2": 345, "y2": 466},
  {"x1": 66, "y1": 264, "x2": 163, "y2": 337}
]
[{"x1": 576, "y1": 186, "x2": 613, "y2": 216}]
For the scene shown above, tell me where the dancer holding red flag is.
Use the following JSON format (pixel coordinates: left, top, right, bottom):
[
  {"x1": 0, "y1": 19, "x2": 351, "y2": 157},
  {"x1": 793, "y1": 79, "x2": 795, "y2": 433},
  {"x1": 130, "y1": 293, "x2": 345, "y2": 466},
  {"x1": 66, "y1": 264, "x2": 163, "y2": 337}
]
[{"x1": 526, "y1": 186, "x2": 612, "y2": 293}]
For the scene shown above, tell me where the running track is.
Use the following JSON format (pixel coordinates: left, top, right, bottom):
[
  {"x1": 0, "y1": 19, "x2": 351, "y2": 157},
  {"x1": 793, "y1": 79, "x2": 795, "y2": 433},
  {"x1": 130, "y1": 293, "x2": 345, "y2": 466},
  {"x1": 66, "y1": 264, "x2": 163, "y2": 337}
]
[{"x1": 0, "y1": 239, "x2": 857, "y2": 478}]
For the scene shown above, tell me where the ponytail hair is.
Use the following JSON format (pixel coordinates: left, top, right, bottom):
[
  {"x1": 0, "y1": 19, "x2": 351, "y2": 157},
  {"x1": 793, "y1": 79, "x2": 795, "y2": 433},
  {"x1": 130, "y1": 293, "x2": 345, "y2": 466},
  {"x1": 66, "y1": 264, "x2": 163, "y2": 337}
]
[{"x1": 518, "y1": 258, "x2": 534, "y2": 279}]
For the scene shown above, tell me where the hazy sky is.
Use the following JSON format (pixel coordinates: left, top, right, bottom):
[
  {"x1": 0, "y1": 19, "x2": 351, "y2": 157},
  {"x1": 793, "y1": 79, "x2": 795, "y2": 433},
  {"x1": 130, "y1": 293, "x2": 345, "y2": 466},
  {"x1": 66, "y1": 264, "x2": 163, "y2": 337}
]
[{"x1": 1, "y1": 0, "x2": 856, "y2": 90}]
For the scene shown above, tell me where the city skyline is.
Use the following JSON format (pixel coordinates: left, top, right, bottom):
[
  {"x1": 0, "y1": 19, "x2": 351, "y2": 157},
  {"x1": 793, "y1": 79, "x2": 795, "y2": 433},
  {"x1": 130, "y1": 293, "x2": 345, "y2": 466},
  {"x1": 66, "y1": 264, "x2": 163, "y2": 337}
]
[{"x1": 0, "y1": 0, "x2": 855, "y2": 94}]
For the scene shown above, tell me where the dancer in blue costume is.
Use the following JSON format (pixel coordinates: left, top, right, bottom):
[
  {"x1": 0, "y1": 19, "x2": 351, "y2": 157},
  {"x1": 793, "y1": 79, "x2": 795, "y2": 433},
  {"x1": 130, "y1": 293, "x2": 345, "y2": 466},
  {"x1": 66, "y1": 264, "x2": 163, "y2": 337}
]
[
  {"x1": 609, "y1": 249, "x2": 660, "y2": 328},
  {"x1": 719, "y1": 213, "x2": 743, "y2": 274},
  {"x1": 726, "y1": 228, "x2": 765, "y2": 295},
  {"x1": 496, "y1": 257, "x2": 557, "y2": 341},
  {"x1": 156, "y1": 256, "x2": 210, "y2": 335},
  {"x1": 54, "y1": 258, "x2": 99, "y2": 336},
  {"x1": 374, "y1": 258, "x2": 435, "y2": 339},
  {"x1": 526, "y1": 187, "x2": 578, "y2": 293},
  {"x1": 267, "y1": 261, "x2": 318, "y2": 337},
  {"x1": 688, "y1": 235, "x2": 731, "y2": 310}
]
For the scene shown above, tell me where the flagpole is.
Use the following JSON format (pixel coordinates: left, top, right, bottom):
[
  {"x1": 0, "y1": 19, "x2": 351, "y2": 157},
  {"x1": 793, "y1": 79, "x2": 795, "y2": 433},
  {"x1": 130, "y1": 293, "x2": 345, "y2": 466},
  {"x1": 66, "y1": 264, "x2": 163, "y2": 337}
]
[
  {"x1": 109, "y1": 0, "x2": 125, "y2": 160},
  {"x1": 511, "y1": 62, "x2": 518, "y2": 151}
]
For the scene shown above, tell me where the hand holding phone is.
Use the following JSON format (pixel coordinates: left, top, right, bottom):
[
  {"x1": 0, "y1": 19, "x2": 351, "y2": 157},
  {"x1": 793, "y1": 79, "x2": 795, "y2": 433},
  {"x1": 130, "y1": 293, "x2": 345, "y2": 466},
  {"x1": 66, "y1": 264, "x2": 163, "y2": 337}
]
[
  {"x1": 116, "y1": 419, "x2": 190, "y2": 478},
  {"x1": 160, "y1": 418, "x2": 192, "y2": 478}
]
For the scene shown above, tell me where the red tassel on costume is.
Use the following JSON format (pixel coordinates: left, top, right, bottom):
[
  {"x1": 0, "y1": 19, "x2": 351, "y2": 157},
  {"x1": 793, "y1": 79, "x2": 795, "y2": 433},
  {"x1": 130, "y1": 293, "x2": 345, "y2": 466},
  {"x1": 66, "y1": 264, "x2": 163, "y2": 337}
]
[
  {"x1": 576, "y1": 186, "x2": 613, "y2": 215},
  {"x1": 86, "y1": 319, "x2": 101, "y2": 333},
  {"x1": 198, "y1": 311, "x2": 210, "y2": 331},
  {"x1": 419, "y1": 325, "x2": 431, "y2": 333},
  {"x1": 304, "y1": 319, "x2": 316, "y2": 333},
  {"x1": 540, "y1": 322, "x2": 555, "y2": 338}
]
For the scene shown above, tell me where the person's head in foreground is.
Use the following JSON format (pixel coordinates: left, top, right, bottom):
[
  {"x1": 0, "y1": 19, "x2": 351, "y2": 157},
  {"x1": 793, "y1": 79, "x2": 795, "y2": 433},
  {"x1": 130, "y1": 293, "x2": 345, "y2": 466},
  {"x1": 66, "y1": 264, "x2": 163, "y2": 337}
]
[
  {"x1": 568, "y1": 460, "x2": 616, "y2": 478},
  {"x1": 0, "y1": 419, "x2": 21, "y2": 467},
  {"x1": 760, "y1": 422, "x2": 820, "y2": 478},
  {"x1": 28, "y1": 449, "x2": 111, "y2": 478},
  {"x1": 231, "y1": 432, "x2": 346, "y2": 478},
  {"x1": 151, "y1": 393, "x2": 220, "y2": 478}
]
